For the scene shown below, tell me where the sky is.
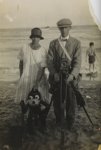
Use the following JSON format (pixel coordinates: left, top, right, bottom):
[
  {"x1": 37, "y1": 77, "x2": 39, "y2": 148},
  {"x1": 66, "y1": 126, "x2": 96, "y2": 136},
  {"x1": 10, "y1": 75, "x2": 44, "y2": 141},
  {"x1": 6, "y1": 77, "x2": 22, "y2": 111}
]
[
  {"x1": 0, "y1": 0, "x2": 95, "y2": 28},
  {"x1": 89, "y1": 0, "x2": 101, "y2": 30}
]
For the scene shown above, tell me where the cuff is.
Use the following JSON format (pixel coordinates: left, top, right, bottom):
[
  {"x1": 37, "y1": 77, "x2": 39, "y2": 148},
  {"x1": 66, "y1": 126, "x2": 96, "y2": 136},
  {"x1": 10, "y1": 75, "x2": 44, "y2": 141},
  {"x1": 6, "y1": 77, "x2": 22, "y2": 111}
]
[{"x1": 70, "y1": 73, "x2": 75, "y2": 79}]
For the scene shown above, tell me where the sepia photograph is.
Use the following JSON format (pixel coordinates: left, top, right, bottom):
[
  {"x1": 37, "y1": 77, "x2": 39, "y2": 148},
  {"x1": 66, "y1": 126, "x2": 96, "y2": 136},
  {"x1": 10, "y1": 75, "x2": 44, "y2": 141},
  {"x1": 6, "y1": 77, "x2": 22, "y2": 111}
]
[{"x1": 0, "y1": 0, "x2": 101, "y2": 149}]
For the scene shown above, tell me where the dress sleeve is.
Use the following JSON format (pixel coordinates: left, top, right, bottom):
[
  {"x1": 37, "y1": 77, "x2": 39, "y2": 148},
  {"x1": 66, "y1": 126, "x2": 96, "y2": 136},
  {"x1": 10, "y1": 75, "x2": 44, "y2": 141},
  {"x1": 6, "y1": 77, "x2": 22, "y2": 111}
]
[{"x1": 17, "y1": 46, "x2": 25, "y2": 60}]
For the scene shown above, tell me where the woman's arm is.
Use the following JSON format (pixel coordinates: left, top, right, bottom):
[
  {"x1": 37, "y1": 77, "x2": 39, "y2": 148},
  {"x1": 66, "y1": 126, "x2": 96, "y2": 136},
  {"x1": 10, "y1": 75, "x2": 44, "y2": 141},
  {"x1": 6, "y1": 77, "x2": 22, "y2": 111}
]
[
  {"x1": 19, "y1": 60, "x2": 23, "y2": 77},
  {"x1": 37, "y1": 67, "x2": 45, "y2": 82}
]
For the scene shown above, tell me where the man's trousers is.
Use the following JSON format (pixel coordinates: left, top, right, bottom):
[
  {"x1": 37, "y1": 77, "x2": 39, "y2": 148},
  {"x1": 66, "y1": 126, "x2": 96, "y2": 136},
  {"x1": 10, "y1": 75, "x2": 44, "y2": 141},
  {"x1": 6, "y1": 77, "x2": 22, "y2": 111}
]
[{"x1": 52, "y1": 80, "x2": 76, "y2": 128}]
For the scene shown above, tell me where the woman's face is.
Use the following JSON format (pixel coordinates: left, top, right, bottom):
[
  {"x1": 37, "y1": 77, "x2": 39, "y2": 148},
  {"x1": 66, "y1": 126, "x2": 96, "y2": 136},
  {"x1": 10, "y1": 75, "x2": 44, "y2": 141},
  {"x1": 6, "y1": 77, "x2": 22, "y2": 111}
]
[{"x1": 31, "y1": 37, "x2": 40, "y2": 44}]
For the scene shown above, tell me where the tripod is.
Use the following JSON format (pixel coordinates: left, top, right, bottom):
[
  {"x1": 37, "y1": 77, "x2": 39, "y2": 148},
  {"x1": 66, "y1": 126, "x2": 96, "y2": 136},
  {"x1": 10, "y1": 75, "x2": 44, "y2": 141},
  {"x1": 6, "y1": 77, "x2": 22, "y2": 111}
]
[{"x1": 60, "y1": 71, "x2": 68, "y2": 150}]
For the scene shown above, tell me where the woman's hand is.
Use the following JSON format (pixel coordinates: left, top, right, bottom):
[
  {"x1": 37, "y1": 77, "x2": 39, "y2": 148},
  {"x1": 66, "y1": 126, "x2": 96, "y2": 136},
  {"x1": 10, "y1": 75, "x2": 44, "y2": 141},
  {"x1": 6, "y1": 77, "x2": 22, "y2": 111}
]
[
  {"x1": 19, "y1": 60, "x2": 23, "y2": 77},
  {"x1": 44, "y1": 68, "x2": 49, "y2": 79}
]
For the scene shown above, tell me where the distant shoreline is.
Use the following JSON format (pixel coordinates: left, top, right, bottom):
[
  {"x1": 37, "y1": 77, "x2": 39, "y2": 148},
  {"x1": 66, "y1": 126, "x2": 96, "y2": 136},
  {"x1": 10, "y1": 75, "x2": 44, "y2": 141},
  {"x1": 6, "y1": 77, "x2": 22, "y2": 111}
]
[{"x1": 0, "y1": 24, "x2": 98, "y2": 30}]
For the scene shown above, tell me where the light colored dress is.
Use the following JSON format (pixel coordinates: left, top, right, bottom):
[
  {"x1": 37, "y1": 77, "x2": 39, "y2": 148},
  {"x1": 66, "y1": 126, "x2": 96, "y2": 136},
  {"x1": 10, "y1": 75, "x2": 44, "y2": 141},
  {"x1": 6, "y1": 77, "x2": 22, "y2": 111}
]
[{"x1": 15, "y1": 43, "x2": 49, "y2": 103}]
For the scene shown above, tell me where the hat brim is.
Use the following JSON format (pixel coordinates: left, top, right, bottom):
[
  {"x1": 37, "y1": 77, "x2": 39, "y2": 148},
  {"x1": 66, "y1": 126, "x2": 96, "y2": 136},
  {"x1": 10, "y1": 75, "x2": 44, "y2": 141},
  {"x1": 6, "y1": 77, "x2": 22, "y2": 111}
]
[
  {"x1": 30, "y1": 35, "x2": 44, "y2": 40},
  {"x1": 58, "y1": 25, "x2": 71, "y2": 28}
]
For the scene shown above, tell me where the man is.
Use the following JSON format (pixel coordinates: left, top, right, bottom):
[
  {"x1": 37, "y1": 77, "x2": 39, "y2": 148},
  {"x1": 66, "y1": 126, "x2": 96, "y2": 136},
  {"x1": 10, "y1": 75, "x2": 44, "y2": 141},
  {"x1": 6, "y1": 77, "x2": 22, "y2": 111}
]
[{"x1": 47, "y1": 18, "x2": 81, "y2": 129}]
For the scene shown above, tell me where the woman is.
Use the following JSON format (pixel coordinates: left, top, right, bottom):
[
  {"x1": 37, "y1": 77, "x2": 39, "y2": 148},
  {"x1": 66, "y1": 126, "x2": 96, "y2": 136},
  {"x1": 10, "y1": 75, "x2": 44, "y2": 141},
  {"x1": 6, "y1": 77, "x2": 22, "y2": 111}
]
[{"x1": 15, "y1": 28, "x2": 49, "y2": 106}]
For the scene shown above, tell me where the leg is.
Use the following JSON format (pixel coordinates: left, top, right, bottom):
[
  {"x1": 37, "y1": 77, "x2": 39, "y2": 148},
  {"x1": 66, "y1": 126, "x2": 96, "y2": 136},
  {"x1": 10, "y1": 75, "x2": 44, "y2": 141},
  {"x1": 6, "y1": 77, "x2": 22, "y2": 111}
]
[
  {"x1": 34, "y1": 114, "x2": 39, "y2": 126},
  {"x1": 20, "y1": 100, "x2": 28, "y2": 114},
  {"x1": 27, "y1": 109, "x2": 33, "y2": 133},
  {"x1": 93, "y1": 63, "x2": 95, "y2": 72},
  {"x1": 89, "y1": 63, "x2": 91, "y2": 72},
  {"x1": 53, "y1": 90, "x2": 61, "y2": 124},
  {"x1": 39, "y1": 109, "x2": 47, "y2": 131},
  {"x1": 89, "y1": 63, "x2": 92, "y2": 80},
  {"x1": 53, "y1": 78, "x2": 66, "y2": 124},
  {"x1": 66, "y1": 83, "x2": 76, "y2": 129}
]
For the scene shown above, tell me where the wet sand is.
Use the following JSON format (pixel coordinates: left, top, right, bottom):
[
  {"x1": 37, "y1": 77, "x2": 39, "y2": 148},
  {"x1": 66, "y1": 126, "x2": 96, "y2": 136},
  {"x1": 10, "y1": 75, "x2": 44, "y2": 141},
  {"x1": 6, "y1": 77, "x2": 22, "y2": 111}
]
[{"x1": 0, "y1": 80, "x2": 101, "y2": 150}]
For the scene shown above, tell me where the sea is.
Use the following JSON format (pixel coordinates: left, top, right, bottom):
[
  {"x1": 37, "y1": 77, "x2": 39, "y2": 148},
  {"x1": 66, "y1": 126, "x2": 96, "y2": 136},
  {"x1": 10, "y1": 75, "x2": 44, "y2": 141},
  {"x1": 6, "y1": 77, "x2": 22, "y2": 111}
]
[{"x1": 0, "y1": 25, "x2": 101, "y2": 81}]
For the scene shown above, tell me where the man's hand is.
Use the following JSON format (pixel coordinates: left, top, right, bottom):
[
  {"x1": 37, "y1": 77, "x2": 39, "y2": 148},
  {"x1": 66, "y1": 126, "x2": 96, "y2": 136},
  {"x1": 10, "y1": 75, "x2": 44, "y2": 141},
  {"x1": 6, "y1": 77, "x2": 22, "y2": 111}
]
[
  {"x1": 54, "y1": 73, "x2": 60, "y2": 82},
  {"x1": 66, "y1": 74, "x2": 74, "y2": 84}
]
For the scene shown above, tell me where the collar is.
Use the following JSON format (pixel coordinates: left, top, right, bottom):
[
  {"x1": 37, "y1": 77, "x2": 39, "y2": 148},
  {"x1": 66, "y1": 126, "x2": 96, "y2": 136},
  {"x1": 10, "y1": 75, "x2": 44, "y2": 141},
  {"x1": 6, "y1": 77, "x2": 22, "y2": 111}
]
[{"x1": 60, "y1": 35, "x2": 70, "y2": 41}]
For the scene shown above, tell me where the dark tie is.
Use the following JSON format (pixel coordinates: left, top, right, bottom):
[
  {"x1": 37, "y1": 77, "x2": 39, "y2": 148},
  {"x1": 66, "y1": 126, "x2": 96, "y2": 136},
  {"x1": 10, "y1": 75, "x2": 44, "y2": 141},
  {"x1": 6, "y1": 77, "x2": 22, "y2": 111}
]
[{"x1": 62, "y1": 39, "x2": 67, "y2": 41}]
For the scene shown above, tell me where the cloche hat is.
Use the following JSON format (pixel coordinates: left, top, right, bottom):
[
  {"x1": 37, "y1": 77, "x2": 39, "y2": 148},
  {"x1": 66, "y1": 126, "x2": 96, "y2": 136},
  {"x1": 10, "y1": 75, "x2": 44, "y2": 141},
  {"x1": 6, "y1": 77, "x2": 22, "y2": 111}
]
[{"x1": 30, "y1": 28, "x2": 44, "y2": 40}]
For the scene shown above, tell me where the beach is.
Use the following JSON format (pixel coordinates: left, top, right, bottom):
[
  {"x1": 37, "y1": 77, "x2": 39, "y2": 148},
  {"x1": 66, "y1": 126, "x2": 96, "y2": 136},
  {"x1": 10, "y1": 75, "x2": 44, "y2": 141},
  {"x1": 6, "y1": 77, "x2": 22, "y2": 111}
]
[
  {"x1": 0, "y1": 25, "x2": 101, "y2": 149},
  {"x1": 0, "y1": 80, "x2": 101, "y2": 150}
]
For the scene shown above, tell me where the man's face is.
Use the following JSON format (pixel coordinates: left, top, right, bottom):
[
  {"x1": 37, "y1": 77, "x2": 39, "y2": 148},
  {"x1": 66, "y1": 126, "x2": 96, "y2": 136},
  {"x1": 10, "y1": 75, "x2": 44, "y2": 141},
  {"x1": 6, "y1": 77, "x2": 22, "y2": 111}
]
[
  {"x1": 59, "y1": 26, "x2": 71, "y2": 37},
  {"x1": 91, "y1": 45, "x2": 94, "y2": 48}
]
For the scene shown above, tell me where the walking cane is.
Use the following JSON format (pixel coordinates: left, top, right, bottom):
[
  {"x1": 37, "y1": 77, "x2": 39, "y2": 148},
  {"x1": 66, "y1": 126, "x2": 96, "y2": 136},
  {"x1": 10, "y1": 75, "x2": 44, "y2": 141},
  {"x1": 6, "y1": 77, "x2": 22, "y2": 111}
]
[
  {"x1": 72, "y1": 84, "x2": 94, "y2": 127},
  {"x1": 83, "y1": 106, "x2": 94, "y2": 127}
]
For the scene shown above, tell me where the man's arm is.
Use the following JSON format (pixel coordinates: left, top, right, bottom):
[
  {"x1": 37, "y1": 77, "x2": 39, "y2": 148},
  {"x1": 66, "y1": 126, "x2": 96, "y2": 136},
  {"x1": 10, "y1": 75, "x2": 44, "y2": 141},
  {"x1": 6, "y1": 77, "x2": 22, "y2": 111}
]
[
  {"x1": 70, "y1": 41, "x2": 81, "y2": 79},
  {"x1": 19, "y1": 60, "x2": 23, "y2": 77},
  {"x1": 86, "y1": 49, "x2": 89, "y2": 62},
  {"x1": 47, "y1": 41, "x2": 60, "y2": 82},
  {"x1": 47, "y1": 41, "x2": 56, "y2": 75}
]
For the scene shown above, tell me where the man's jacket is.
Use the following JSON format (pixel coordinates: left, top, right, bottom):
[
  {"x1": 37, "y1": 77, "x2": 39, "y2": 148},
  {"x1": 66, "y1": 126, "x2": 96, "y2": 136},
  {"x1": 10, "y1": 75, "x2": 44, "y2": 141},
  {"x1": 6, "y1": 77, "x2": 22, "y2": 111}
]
[{"x1": 47, "y1": 36, "x2": 81, "y2": 80}]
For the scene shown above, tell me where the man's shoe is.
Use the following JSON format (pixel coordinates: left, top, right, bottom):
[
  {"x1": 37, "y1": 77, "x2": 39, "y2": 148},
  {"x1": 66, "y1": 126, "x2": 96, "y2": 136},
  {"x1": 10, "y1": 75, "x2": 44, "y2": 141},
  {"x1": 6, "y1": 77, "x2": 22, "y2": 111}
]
[{"x1": 66, "y1": 117, "x2": 75, "y2": 131}]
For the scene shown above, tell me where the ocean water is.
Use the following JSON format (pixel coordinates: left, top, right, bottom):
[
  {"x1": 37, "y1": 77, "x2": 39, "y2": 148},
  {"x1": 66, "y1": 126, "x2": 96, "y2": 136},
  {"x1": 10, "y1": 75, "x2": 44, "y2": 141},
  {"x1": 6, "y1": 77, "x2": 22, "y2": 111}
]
[{"x1": 0, "y1": 25, "x2": 101, "y2": 81}]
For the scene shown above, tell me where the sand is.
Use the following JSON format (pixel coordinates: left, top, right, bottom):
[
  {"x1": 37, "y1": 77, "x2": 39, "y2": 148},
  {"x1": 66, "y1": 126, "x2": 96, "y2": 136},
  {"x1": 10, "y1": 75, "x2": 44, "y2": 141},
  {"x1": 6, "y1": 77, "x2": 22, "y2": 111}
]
[{"x1": 0, "y1": 80, "x2": 101, "y2": 150}]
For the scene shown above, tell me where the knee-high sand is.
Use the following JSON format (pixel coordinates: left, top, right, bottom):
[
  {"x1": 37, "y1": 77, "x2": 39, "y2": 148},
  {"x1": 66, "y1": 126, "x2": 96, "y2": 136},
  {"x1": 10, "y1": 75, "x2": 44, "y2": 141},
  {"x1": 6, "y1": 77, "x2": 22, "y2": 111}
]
[{"x1": 0, "y1": 80, "x2": 101, "y2": 150}]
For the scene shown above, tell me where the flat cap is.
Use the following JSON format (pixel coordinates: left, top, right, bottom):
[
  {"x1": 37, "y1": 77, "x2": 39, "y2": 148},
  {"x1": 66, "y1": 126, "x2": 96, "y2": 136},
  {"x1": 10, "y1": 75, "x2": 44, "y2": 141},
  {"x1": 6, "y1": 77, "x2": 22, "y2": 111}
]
[{"x1": 57, "y1": 18, "x2": 72, "y2": 27}]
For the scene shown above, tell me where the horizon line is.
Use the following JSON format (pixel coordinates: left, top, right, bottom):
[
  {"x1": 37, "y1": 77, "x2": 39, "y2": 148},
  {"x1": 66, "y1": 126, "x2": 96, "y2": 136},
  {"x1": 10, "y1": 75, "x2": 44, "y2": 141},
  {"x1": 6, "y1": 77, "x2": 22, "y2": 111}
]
[{"x1": 0, "y1": 24, "x2": 97, "y2": 30}]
